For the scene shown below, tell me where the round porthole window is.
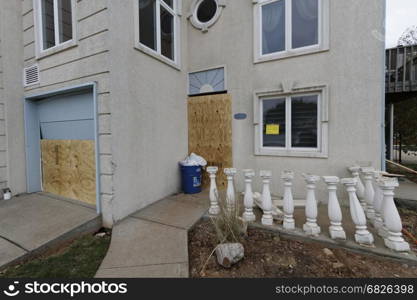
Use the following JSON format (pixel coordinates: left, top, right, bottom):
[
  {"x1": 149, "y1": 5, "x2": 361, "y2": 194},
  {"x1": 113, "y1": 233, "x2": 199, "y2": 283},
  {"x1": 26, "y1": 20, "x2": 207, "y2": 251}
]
[
  {"x1": 189, "y1": 0, "x2": 225, "y2": 32},
  {"x1": 196, "y1": 0, "x2": 218, "y2": 23}
]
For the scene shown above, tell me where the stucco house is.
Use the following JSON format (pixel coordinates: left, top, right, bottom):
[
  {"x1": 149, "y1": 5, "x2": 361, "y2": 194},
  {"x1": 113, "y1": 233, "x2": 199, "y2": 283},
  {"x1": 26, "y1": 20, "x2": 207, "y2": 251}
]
[{"x1": 0, "y1": 0, "x2": 386, "y2": 227}]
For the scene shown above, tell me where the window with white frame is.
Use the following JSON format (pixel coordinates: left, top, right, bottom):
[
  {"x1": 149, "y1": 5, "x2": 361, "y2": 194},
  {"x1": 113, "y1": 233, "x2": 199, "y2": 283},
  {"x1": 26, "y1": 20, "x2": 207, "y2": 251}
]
[
  {"x1": 136, "y1": 0, "x2": 180, "y2": 66},
  {"x1": 254, "y1": 0, "x2": 329, "y2": 62},
  {"x1": 36, "y1": 0, "x2": 75, "y2": 52},
  {"x1": 254, "y1": 87, "x2": 328, "y2": 157}
]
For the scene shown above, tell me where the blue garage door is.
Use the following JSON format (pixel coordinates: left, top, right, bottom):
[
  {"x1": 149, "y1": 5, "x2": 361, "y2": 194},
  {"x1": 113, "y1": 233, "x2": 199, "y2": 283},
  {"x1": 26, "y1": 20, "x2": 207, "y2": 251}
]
[{"x1": 37, "y1": 91, "x2": 94, "y2": 140}]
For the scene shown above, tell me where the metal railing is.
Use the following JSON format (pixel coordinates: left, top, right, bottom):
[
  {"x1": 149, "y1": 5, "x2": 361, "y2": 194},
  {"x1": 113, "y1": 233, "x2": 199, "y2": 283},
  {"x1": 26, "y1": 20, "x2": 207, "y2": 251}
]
[{"x1": 386, "y1": 45, "x2": 417, "y2": 93}]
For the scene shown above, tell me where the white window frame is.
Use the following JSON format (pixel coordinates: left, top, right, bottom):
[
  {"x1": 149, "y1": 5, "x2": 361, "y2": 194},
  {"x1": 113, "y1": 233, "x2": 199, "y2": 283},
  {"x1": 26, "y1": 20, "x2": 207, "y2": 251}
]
[
  {"x1": 134, "y1": 0, "x2": 181, "y2": 70},
  {"x1": 253, "y1": 0, "x2": 329, "y2": 63},
  {"x1": 33, "y1": 0, "x2": 77, "y2": 59},
  {"x1": 254, "y1": 85, "x2": 328, "y2": 158}
]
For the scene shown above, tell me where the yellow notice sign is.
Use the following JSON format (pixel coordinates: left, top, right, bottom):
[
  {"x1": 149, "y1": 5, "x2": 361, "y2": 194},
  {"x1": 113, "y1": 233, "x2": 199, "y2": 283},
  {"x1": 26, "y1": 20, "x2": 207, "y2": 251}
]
[{"x1": 266, "y1": 124, "x2": 280, "y2": 135}]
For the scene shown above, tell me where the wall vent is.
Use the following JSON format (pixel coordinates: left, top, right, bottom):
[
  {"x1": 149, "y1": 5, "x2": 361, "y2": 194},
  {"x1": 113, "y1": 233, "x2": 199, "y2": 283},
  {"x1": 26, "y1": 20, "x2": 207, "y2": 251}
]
[{"x1": 23, "y1": 65, "x2": 40, "y2": 87}]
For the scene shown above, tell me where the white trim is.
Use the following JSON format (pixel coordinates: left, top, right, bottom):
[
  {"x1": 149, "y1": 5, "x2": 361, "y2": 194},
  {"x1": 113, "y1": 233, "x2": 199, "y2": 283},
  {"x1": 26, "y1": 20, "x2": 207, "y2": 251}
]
[
  {"x1": 253, "y1": 0, "x2": 329, "y2": 63},
  {"x1": 254, "y1": 84, "x2": 329, "y2": 158},
  {"x1": 134, "y1": 0, "x2": 181, "y2": 70},
  {"x1": 33, "y1": 0, "x2": 78, "y2": 59},
  {"x1": 188, "y1": 0, "x2": 226, "y2": 32},
  {"x1": 187, "y1": 64, "x2": 227, "y2": 95}
]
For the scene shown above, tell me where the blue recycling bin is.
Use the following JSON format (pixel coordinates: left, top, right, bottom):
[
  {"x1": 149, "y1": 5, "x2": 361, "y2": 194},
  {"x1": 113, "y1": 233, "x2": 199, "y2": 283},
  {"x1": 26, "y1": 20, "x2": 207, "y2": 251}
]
[{"x1": 180, "y1": 165, "x2": 202, "y2": 194}]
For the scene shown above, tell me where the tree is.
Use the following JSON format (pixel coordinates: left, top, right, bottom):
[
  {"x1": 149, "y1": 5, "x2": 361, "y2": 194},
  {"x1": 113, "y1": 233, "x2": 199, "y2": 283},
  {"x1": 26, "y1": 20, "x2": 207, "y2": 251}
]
[
  {"x1": 394, "y1": 99, "x2": 417, "y2": 163},
  {"x1": 398, "y1": 25, "x2": 417, "y2": 46}
]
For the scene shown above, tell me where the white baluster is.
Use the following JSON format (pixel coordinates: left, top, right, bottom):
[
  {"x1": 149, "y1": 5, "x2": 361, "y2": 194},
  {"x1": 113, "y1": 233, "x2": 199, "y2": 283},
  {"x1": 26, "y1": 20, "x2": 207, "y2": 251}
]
[
  {"x1": 207, "y1": 166, "x2": 220, "y2": 215},
  {"x1": 260, "y1": 170, "x2": 273, "y2": 226},
  {"x1": 372, "y1": 171, "x2": 385, "y2": 229},
  {"x1": 379, "y1": 177, "x2": 410, "y2": 252},
  {"x1": 323, "y1": 176, "x2": 346, "y2": 240},
  {"x1": 224, "y1": 168, "x2": 237, "y2": 212},
  {"x1": 302, "y1": 174, "x2": 321, "y2": 236},
  {"x1": 341, "y1": 178, "x2": 374, "y2": 245},
  {"x1": 282, "y1": 171, "x2": 295, "y2": 230},
  {"x1": 361, "y1": 167, "x2": 376, "y2": 220},
  {"x1": 348, "y1": 166, "x2": 366, "y2": 210},
  {"x1": 242, "y1": 169, "x2": 256, "y2": 222}
]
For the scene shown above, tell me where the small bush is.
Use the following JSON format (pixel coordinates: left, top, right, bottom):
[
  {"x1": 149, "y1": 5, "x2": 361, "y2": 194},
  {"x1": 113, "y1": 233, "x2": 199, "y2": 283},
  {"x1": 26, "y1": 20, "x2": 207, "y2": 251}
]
[{"x1": 209, "y1": 194, "x2": 247, "y2": 244}]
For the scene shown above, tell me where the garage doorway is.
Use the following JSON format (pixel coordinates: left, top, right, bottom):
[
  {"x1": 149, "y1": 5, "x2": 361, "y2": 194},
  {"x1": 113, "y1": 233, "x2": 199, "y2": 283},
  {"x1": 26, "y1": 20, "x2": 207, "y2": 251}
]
[{"x1": 24, "y1": 83, "x2": 100, "y2": 211}]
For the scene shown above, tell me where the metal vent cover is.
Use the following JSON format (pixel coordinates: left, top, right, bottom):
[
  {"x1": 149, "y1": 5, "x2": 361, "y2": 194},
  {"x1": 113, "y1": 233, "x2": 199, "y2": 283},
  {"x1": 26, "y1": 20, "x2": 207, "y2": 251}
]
[{"x1": 23, "y1": 64, "x2": 40, "y2": 87}]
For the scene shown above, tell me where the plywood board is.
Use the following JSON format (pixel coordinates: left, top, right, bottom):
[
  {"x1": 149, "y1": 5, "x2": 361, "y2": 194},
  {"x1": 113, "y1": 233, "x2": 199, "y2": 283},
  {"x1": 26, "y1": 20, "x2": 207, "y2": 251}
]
[
  {"x1": 41, "y1": 140, "x2": 96, "y2": 205},
  {"x1": 188, "y1": 93, "x2": 233, "y2": 189}
]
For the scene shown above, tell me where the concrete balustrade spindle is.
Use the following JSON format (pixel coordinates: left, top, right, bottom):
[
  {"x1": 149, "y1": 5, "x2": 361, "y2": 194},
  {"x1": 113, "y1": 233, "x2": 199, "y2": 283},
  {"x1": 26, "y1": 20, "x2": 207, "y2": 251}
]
[
  {"x1": 379, "y1": 177, "x2": 410, "y2": 252},
  {"x1": 207, "y1": 166, "x2": 220, "y2": 215},
  {"x1": 302, "y1": 174, "x2": 321, "y2": 236},
  {"x1": 224, "y1": 168, "x2": 237, "y2": 213},
  {"x1": 260, "y1": 170, "x2": 273, "y2": 226},
  {"x1": 348, "y1": 166, "x2": 366, "y2": 210},
  {"x1": 341, "y1": 178, "x2": 374, "y2": 245},
  {"x1": 372, "y1": 171, "x2": 385, "y2": 229},
  {"x1": 282, "y1": 171, "x2": 295, "y2": 230},
  {"x1": 323, "y1": 176, "x2": 346, "y2": 240},
  {"x1": 242, "y1": 169, "x2": 256, "y2": 222},
  {"x1": 361, "y1": 167, "x2": 376, "y2": 220}
]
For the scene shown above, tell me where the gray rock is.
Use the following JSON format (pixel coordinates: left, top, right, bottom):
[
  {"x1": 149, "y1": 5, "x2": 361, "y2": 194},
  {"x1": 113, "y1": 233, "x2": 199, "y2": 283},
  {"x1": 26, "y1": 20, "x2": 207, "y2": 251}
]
[
  {"x1": 323, "y1": 248, "x2": 334, "y2": 256},
  {"x1": 215, "y1": 243, "x2": 244, "y2": 268}
]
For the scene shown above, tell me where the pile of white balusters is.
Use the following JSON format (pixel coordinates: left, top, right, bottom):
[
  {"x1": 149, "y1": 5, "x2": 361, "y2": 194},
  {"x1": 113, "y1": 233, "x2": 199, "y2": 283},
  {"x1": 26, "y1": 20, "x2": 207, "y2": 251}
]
[{"x1": 206, "y1": 166, "x2": 410, "y2": 253}]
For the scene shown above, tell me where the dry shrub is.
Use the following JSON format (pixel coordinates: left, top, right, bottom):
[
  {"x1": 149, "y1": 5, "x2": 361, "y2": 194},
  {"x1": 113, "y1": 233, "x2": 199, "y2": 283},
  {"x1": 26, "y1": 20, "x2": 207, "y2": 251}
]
[{"x1": 209, "y1": 194, "x2": 247, "y2": 244}]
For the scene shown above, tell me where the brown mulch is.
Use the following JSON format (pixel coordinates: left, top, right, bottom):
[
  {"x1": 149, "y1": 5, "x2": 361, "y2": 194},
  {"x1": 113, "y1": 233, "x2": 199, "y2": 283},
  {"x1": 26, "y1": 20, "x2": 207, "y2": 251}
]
[{"x1": 188, "y1": 218, "x2": 417, "y2": 278}]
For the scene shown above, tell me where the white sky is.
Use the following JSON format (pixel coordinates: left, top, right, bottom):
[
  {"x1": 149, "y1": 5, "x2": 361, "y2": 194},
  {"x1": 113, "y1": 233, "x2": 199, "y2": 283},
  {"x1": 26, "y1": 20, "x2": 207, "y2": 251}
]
[{"x1": 386, "y1": 0, "x2": 417, "y2": 48}]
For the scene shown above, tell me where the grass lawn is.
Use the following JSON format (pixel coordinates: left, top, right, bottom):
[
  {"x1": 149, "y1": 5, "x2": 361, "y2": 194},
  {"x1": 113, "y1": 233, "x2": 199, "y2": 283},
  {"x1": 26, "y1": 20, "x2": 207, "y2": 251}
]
[{"x1": 0, "y1": 232, "x2": 111, "y2": 278}]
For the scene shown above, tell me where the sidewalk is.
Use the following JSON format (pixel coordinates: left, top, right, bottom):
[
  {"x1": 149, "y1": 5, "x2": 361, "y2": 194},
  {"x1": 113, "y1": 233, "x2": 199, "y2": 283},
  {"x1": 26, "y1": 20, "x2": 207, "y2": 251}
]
[
  {"x1": 0, "y1": 193, "x2": 101, "y2": 269},
  {"x1": 95, "y1": 193, "x2": 209, "y2": 278},
  {"x1": 396, "y1": 179, "x2": 417, "y2": 201}
]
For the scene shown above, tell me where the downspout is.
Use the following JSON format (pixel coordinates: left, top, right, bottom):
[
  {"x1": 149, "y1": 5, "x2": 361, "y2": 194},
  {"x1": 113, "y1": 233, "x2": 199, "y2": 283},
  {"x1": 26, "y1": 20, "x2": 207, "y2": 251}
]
[{"x1": 381, "y1": 0, "x2": 387, "y2": 171}]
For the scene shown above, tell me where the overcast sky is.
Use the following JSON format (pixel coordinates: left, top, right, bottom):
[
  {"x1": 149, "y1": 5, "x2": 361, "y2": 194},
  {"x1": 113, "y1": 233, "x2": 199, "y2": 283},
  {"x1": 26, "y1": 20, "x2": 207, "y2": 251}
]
[{"x1": 386, "y1": 0, "x2": 417, "y2": 48}]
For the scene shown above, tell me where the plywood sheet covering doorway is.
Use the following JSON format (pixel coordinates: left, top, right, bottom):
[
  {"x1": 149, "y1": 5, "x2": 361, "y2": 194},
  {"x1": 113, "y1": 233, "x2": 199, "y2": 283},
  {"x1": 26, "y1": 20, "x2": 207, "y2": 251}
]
[
  {"x1": 41, "y1": 140, "x2": 96, "y2": 205},
  {"x1": 188, "y1": 93, "x2": 232, "y2": 189}
]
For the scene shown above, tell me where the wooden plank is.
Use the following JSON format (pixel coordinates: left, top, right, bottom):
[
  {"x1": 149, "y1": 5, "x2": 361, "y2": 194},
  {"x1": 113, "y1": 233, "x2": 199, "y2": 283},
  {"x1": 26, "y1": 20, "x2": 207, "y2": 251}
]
[
  {"x1": 188, "y1": 93, "x2": 232, "y2": 189},
  {"x1": 386, "y1": 159, "x2": 417, "y2": 176},
  {"x1": 41, "y1": 140, "x2": 96, "y2": 205}
]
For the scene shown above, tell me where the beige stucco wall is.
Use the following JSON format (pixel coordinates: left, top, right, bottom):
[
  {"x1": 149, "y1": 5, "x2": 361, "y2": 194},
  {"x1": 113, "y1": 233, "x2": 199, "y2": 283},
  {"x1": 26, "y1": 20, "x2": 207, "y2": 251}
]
[
  {"x1": 185, "y1": 0, "x2": 386, "y2": 201},
  {"x1": 22, "y1": 0, "x2": 115, "y2": 225},
  {"x1": 0, "y1": 0, "x2": 25, "y2": 194},
  {"x1": 0, "y1": 0, "x2": 386, "y2": 226},
  {"x1": 107, "y1": 0, "x2": 189, "y2": 222},
  {"x1": 0, "y1": 4, "x2": 5, "y2": 191}
]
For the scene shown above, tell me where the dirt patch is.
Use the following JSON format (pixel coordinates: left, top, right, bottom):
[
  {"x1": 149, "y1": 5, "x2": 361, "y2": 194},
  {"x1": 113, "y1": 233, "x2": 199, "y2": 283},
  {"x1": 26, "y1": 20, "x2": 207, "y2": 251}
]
[
  {"x1": 188, "y1": 219, "x2": 417, "y2": 278},
  {"x1": 399, "y1": 207, "x2": 417, "y2": 253}
]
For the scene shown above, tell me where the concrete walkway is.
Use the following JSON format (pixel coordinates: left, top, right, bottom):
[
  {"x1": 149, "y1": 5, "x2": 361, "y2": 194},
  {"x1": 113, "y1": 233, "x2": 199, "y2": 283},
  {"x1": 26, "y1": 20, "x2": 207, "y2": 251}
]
[
  {"x1": 0, "y1": 193, "x2": 101, "y2": 269},
  {"x1": 396, "y1": 178, "x2": 417, "y2": 203},
  {"x1": 96, "y1": 193, "x2": 209, "y2": 278}
]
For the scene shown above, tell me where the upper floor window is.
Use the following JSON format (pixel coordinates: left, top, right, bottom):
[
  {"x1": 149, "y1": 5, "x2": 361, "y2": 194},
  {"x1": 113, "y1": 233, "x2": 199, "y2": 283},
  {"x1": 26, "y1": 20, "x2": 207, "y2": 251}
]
[
  {"x1": 39, "y1": 0, "x2": 73, "y2": 50},
  {"x1": 135, "y1": 0, "x2": 180, "y2": 68},
  {"x1": 254, "y1": 0, "x2": 329, "y2": 63},
  {"x1": 34, "y1": 0, "x2": 76, "y2": 58}
]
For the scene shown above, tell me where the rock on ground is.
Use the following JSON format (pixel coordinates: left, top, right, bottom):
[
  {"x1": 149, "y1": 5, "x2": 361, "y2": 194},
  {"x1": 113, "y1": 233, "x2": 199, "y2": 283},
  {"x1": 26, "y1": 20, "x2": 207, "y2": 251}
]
[{"x1": 215, "y1": 243, "x2": 244, "y2": 268}]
